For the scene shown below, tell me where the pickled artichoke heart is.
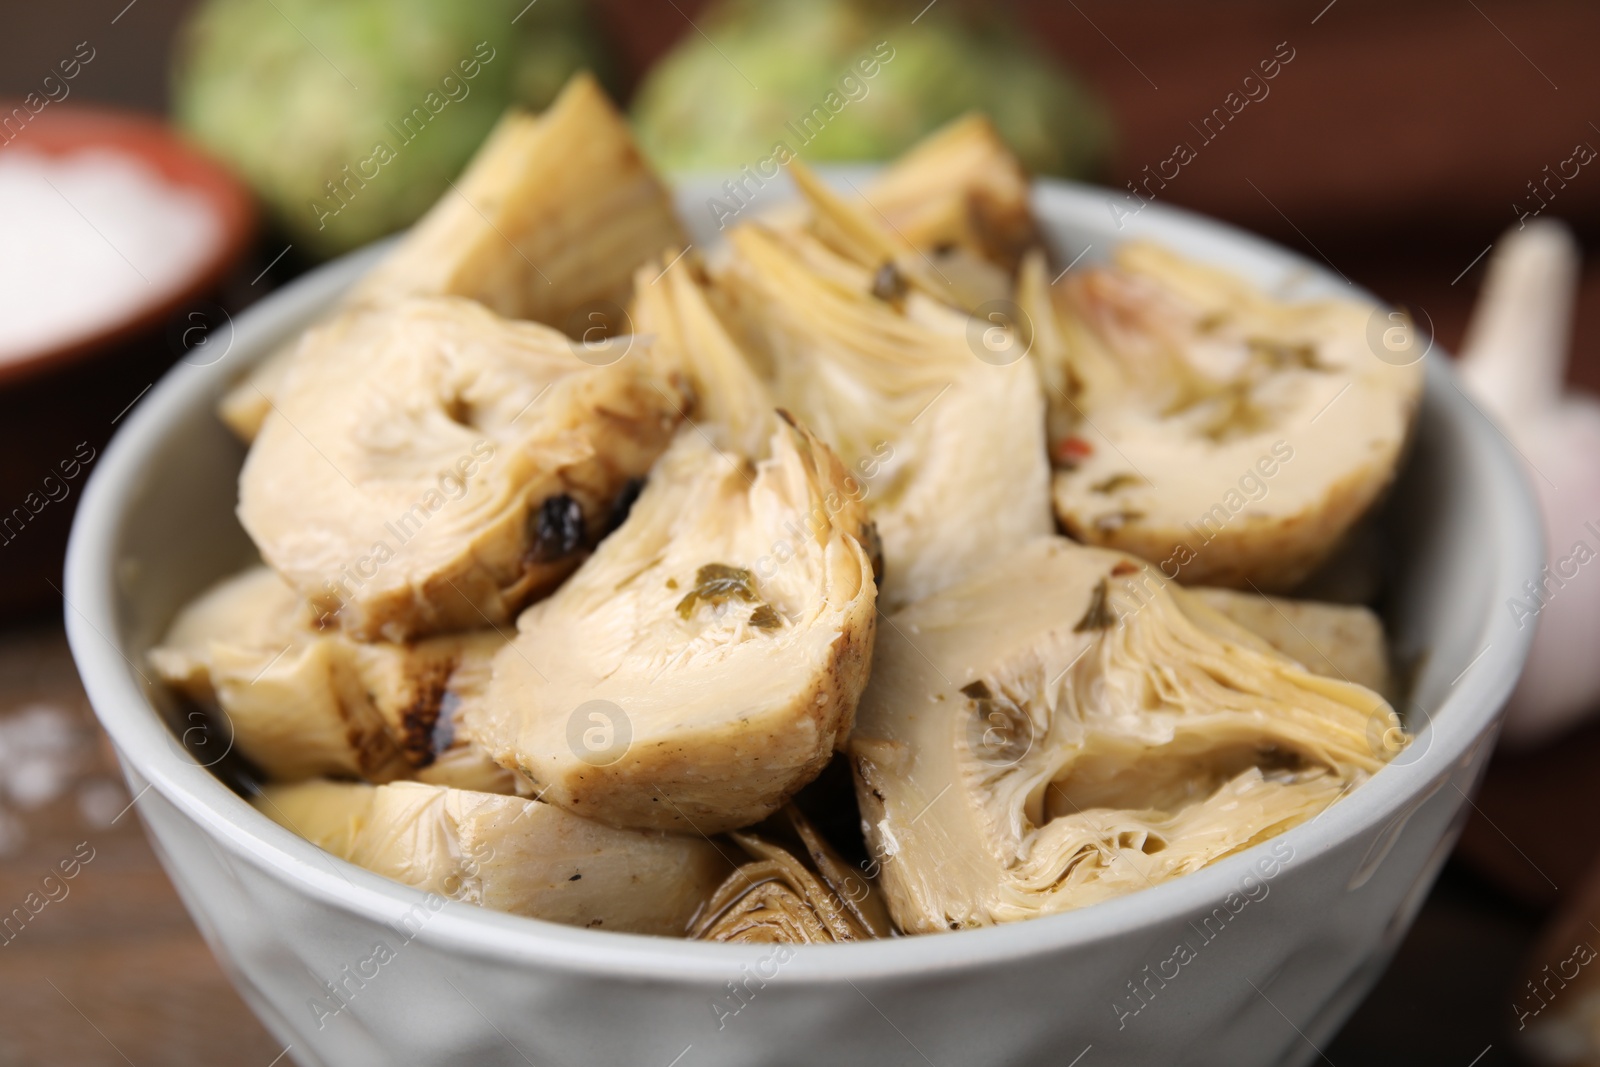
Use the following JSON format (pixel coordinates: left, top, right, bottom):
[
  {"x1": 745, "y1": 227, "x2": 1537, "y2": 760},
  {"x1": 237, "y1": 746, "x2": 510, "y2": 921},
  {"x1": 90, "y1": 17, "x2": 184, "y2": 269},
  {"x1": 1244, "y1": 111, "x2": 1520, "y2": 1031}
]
[
  {"x1": 1188, "y1": 587, "x2": 1394, "y2": 699},
  {"x1": 630, "y1": 251, "x2": 778, "y2": 460},
  {"x1": 692, "y1": 807, "x2": 893, "y2": 943},
  {"x1": 630, "y1": 0, "x2": 1111, "y2": 179},
  {"x1": 238, "y1": 297, "x2": 680, "y2": 642},
  {"x1": 148, "y1": 566, "x2": 521, "y2": 790},
  {"x1": 220, "y1": 74, "x2": 682, "y2": 442},
  {"x1": 721, "y1": 223, "x2": 1053, "y2": 610},
  {"x1": 353, "y1": 74, "x2": 683, "y2": 325},
  {"x1": 1024, "y1": 243, "x2": 1425, "y2": 591},
  {"x1": 255, "y1": 780, "x2": 732, "y2": 936},
  {"x1": 851, "y1": 538, "x2": 1401, "y2": 932},
  {"x1": 866, "y1": 115, "x2": 1040, "y2": 275},
  {"x1": 467, "y1": 419, "x2": 878, "y2": 834}
]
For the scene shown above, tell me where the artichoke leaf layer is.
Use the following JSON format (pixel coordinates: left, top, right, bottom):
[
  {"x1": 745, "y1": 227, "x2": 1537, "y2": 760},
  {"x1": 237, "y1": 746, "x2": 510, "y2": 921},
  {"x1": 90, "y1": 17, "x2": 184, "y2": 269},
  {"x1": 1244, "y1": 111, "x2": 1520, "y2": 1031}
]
[
  {"x1": 691, "y1": 806, "x2": 894, "y2": 943},
  {"x1": 1187, "y1": 587, "x2": 1394, "y2": 699}
]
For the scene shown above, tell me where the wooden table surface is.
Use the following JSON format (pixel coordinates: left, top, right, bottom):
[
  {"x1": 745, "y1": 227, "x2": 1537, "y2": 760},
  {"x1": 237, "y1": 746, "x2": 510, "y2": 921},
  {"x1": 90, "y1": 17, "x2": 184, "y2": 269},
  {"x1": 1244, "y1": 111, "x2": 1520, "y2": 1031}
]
[
  {"x1": 4, "y1": 1, "x2": 1599, "y2": 1063},
  {"x1": 0, "y1": 628, "x2": 286, "y2": 1066}
]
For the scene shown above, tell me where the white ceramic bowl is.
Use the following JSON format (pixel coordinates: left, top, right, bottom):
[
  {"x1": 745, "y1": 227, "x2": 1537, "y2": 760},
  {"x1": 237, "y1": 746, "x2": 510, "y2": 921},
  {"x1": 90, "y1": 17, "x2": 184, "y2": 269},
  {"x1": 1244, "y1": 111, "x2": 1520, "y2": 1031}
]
[{"x1": 65, "y1": 173, "x2": 1542, "y2": 1067}]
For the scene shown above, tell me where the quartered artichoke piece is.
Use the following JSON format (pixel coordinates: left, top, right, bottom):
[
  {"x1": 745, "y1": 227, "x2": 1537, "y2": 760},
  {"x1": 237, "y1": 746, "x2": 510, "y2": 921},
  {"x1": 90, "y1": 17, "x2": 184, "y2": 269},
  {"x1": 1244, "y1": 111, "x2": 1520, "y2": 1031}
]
[
  {"x1": 719, "y1": 215, "x2": 1053, "y2": 610},
  {"x1": 352, "y1": 73, "x2": 682, "y2": 322},
  {"x1": 691, "y1": 806, "x2": 893, "y2": 943},
  {"x1": 220, "y1": 72, "x2": 683, "y2": 441},
  {"x1": 1188, "y1": 587, "x2": 1393, "y2": 698},
  {"x1": 1024, "y1": 242, "x2": 1424, "y2": 591},
  {"x1": 865, "y1": 114, "x2": 1040, "y2": 275},
  {"x1": 466, "y1": 417, "x2": 878, "y2": 834},
  {"x1": 850, "y1": 537, "x2": 1402, "y2": 933},
  {"x1": 238, "y1": 296, "x2": 680, "y2": 642},
  {"x1": 149, "y1": 566, "x2": 520, "y2": 791},
  {"x1": 255, "y1": 779, "x2": 732, "y2": 936}
]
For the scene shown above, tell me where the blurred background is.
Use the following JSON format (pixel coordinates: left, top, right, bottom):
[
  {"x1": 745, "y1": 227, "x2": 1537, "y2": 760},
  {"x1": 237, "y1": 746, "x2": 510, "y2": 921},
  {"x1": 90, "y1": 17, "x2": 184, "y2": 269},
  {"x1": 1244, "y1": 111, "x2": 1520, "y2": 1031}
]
[{"x1": 2, "y1": 0, "x2": 1599, "y2": 1063}]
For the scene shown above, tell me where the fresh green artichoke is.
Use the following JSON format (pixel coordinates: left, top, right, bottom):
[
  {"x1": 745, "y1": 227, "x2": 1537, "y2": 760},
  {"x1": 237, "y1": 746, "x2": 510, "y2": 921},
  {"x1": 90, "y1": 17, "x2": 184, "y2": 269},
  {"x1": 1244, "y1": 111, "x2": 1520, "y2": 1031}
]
[
  {"x1": 509, "y1": 0, "x2": 617, "y2": 113},
  {"x1": 173, "y1": 0, "x2": 613, "y2": 257},
  {"x1": 630, "y1": 0, "x2": 1112, "y2": 178}
]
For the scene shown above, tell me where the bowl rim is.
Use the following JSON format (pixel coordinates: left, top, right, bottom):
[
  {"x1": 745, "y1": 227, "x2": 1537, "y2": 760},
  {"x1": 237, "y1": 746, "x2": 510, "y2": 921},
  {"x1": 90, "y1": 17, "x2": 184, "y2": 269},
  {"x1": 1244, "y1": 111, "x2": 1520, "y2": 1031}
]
[
  {"x1": 64, "y1": 173, "x2": 1543, "y2": 983},
  {"x1": 0, "y1": 101, "x2": 256, "y2": 388}
]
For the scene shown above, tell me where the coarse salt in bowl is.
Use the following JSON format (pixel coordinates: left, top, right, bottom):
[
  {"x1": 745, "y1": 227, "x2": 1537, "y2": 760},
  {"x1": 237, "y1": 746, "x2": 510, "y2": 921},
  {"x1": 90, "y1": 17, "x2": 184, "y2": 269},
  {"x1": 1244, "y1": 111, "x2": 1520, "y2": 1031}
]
[
  {"x1": 0, "y1": 104, "x2": 252, "y2": 385},
  {"x1": 0, "y1": 149, "x2": 220, "y2": 362}
]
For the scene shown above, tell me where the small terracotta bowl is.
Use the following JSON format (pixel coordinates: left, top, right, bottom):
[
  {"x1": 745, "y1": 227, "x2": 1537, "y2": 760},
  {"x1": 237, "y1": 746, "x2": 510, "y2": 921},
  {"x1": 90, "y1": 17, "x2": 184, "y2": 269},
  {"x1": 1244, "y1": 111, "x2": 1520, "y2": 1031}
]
[
  {"x1": 0, "y1": 103, "x2": 254, "y2": 619},
  {"x1": 0, "y1": 101, "x2": 255, "y2": 386}
]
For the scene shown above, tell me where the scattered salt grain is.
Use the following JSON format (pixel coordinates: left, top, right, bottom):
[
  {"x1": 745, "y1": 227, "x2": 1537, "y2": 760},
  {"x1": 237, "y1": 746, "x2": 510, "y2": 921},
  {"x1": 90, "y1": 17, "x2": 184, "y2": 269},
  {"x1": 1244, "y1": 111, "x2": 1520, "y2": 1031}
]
[
  {"x1": 77, "y1": 778, "x2": 129, "y2": 830},
  {"x1": 0, "y1": 704, "x2": 85, "y2": 810},
  {"x1": 8, "y1": 759, "x2": 70, "y2": 810},
  {"x1": 0, "y1": 148, "x2": 220, "y2": 362}
]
